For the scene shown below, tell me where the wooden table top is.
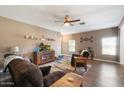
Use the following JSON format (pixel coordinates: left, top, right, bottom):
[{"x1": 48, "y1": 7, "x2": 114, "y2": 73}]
[{"x1": 50, "y1": 72, "x2": 83, "y2": 87}]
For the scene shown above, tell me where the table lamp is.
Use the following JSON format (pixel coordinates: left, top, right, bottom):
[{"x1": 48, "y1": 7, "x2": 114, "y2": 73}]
[{"x1": 11, "y1": 46, "x2": 20, "y2": 54}]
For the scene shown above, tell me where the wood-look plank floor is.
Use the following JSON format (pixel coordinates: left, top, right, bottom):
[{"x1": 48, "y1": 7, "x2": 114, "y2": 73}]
[{"x1": 83, "y1": 60, "x2": 124, "y2": 87}]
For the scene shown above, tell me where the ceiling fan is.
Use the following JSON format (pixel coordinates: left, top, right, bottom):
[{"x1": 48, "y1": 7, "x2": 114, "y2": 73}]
[{"x1": 55, "y1": 15, "x2": 85, "y2": 26}]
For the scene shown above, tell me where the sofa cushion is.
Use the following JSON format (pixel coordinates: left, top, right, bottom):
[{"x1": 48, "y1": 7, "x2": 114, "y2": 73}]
[
  {"x1": 43, "y1": 71, "x2": 65, "y2": 87},
  {"x1": 39, "y1": 66, "x2": 51, "y2": 76}
]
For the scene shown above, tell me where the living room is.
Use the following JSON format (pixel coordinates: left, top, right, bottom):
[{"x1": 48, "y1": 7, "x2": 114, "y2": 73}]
[{"x1": 0, "y1": 4, "x2": 124, "y2": 89}]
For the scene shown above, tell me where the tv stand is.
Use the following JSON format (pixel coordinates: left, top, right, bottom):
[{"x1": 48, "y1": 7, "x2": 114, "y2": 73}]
[{"x1": 34, "y1": 51, "x2": 55, "y2": 65}]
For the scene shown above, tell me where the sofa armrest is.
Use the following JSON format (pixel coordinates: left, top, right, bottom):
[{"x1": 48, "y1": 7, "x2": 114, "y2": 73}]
[
  {"x1": 43, "y1": 71, "x2": 65, "y2": 87},
  {"x1": 39, "y1": 66, "x2": 51, "y2": 76}
]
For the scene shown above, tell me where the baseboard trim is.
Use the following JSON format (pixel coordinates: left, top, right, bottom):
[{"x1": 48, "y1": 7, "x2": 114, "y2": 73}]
[
  {"x1": 62, "y1": 54, "x2": 121, "y2": 64},
  {"x1": 93, "y1": 58, "x2": 120, "y2": 64}
]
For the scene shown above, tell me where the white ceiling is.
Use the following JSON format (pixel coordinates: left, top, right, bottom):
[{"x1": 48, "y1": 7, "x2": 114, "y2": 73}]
[{"x1": 0, "y1": 5, "x2": 124, "y2": 35}]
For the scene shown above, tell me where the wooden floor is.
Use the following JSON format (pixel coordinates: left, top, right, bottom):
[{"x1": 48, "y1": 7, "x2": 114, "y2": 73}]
[
  {"x1": 83, "y1": 60, "x2": 124, "y2": 87},
  {"x1": 0, "y1": 60, "x2": 124, "y2": 87}
]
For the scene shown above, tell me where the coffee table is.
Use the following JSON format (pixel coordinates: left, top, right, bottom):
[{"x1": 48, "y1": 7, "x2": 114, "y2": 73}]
[{"x1": 50, "y1": 72, "x2": 83, "y2": 87}]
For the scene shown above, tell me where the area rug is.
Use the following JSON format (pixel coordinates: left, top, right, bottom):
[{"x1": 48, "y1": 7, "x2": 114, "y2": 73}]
[{"x1": 39, "y1": 60, "x2": 92, "y2": 75}]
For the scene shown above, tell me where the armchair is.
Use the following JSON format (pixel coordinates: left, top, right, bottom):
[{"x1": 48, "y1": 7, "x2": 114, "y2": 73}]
[
  {"x1": 71, "y1": 50, "x2": 90, "y2": 71},
  {"x1": 74, "y1": 56, "x2": 88, "y2": 71}
]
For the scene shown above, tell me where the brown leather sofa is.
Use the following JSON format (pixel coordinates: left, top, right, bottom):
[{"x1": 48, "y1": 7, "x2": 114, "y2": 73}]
[{"x1": 7, "y1": 59, "x2": 65, "y2": 87}]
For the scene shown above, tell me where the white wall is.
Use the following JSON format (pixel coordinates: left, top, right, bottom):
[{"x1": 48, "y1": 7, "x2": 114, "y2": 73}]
[{"x1": 120, "y1": 23, "x2": 124, "y2": 64}]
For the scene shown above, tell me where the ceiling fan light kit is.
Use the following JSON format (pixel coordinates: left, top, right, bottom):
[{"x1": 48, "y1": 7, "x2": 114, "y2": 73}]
[
  {"x1": 64, "y1": 22, "x2": 70, "y2": 26},
  {"x1": 55, "y1": 15, "x2": 85, "y2": 26}
]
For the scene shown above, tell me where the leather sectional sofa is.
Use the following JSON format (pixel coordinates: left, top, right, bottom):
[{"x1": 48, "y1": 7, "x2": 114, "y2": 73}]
[{"x1": 7, "y1": 59, "x2": 65, "y2": 87}]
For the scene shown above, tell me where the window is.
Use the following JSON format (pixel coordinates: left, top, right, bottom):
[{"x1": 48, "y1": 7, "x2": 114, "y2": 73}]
[
  {"x1": 102, "y1": 37, "x2": 117, "y2": 55},
  {"x1": 68, "y1": 40, "x2": 75, "y2": 52}
]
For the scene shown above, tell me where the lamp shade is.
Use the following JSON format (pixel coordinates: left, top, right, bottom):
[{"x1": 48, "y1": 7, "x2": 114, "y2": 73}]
[{"x1": 11, "y1": 46, "x2": 19, "y2": 53}]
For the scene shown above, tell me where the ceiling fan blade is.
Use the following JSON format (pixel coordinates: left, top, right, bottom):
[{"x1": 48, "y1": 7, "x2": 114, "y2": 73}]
[
  {"x1": 69, "y1": 19, "x2": 80, "y2": 23},
  {"x1": 54, "y1": 21, "x2": 63, "y2": 22}
]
